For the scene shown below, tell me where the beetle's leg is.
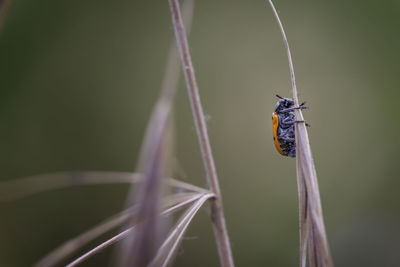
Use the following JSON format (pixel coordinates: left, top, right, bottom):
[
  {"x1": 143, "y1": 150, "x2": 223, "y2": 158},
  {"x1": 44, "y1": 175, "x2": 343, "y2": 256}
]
[
  {"x1": 281, "y1": 117, "x2": 310, "y2": 127},
  {"x1": 281, "y1": 121, "x2": 294, "y2": 125},
  {"x1": 295, "y1": 120, "x2": 311, "y2": 127},
  {"x1": 296, "y1": 101, "x2": 308, "y2": 110},
  {"x1": 279, "y1": 107, "x2": 294, "y2": 113},
  {"x1": 280, "y1": 117, "x2": 296, "y2": 125},
  {"x1": 280, "y1": 102, "x2": 308, "y2": 113},
  {"x1": 280, "y1": 105, "x2": 308, "y2": 113}
]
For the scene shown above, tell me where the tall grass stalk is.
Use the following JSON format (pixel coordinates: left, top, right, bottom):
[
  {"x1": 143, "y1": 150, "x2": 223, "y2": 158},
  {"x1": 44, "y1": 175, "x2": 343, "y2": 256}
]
[
  {"x1": 119, "y1": 0, "x2": 196, "y2": 265},
  {"x1": 168, "y1": 0, "x2": 234, "y2": 266},
  {"x1": 268, "y1": 1, "x2": 334, "y2": 266}
]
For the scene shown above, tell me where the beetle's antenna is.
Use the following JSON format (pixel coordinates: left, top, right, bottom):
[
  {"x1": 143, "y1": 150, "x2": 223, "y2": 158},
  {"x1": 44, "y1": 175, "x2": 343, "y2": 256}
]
[{"x1": 276, "y1": 94, "x2": 283, "y2": 99}]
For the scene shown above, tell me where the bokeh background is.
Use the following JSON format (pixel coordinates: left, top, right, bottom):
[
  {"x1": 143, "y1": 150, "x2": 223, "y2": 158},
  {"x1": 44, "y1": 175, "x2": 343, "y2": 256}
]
[{"x1": 1, "y1": 0, "x2": 400, "y2": 266}]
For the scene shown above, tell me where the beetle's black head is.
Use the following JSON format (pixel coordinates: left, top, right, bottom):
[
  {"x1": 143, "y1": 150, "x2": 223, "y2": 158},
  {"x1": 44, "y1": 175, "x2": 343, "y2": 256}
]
[{"x1": 274, "y1": 95, "x2": 294, "y2": 114}]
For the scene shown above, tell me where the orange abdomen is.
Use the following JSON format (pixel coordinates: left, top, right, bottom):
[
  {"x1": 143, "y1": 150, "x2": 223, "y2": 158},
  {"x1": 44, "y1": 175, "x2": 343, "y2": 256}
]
[{"x1": 272, "y1": 112, "x2": 286, "y2": 156}]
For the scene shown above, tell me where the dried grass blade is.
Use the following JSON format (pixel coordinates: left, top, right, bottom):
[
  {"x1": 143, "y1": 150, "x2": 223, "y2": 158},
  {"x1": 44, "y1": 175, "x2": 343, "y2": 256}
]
[
  {"x1": 0, "y1": 172, "x2": 140, "y2": 201},
  {"x1": 35, "y1": 209, "x2": 133, "y2": 267},
  {"x1": 122, "y1": 150, "x2": 165, "y2": 266},
  {"x1": 34, "y1": 192, "x2": 200, "y2": 267},
  {"x1": 164, "y1": 177, "x2": 207, "y2": 193},
  {"x1": 64, "y1": 192, "x2": 206, "y2": 267},
  {"x1": 268, "y1": 1, "x2": 333, "y2": 266},
  {"x1": 296, "y1": 121, "x2": 333, "y2": 266},
  {"x1": 150, "y1": 193, "x2": 215, "y2": 267},
  {"x1": 307, "y1": 216, "x2": 316, "y2": 267},
  {"x1": 66, "y1": 227, "x2": 133, "y2": 267},
  {"x1": 119, "y1": 0, "x2": 196, "y2": 265},
  {"x1": 0, "y1": 172, "x2": 205, "y2": 201},
  {"x1": 297, "y1": 165, "x2": 308, "y2": 267},
  {"x1": 168, "y1": 0, "x2": 234, "y2": 266}
]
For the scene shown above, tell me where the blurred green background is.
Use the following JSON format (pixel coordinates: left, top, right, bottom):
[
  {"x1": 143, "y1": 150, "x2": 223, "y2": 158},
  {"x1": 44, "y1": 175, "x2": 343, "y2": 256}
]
[{"x1": 1, "y1": 0, "x2": 400, "y2": 266}]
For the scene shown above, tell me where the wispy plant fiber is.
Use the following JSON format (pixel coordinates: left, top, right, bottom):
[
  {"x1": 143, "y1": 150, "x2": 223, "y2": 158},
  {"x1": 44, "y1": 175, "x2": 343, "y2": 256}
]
[
  {"x1": 0, "y1": 171, "x2": 206, "y2": 202},
  {"x1": 33, "y1": 192, "x2": 200, "y2": 267},
  {"x1": 64, "y1": 192, "x2": 210, "y2": 267}
]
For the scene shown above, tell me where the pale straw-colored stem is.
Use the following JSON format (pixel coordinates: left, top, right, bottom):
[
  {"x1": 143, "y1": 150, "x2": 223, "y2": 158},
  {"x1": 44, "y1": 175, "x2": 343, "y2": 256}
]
[
  {"x1": 34, "y1": 192, "x2": 200, "y2": 267},
  {"x1": 268, "y1": 1, "x2": 334, "y2": 266},
  {"x1": 150, "y1": 193, "x2": 215, "y2": 267},
  {"x1": 0, "y1": 172, "x2": 207, "y2": 202},
  {"x1": 119, "y1": 0, "x2": 196, "y2": 265},
  {"x1": 168, "y1": 0, "x2": 234, "y2": 266},
  {"x1": 65, "y1": 193, "x2": 208, "y2": 267}
]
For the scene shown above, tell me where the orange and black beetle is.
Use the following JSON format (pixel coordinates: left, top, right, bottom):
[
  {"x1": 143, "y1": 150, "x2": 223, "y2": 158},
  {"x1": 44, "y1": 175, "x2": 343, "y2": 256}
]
[{"x1": 272, "y1": 95, "x2": 308, "y2": 157}]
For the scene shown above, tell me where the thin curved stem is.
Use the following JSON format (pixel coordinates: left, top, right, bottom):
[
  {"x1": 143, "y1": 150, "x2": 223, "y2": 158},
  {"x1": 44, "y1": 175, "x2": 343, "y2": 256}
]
[
  {"x1": 268, "y1": 1, "x2": 333, "y2": 266},
  {"x1": 34, "y1": 192, "x2": 200, "y2": 267},
  {"x1": 65, "y1": 193, "x2": 208, "y2": 267},
  {"x1": 0, "y1": 172, "x2": 207, "y2": 202},
  {"x1": 150, "y1": 193, "x2": 215, "y2": 267},
  {"x1": 268, "y1": 0, "x2": 299, "y2": 106},
  {"x1": 168, "y1": 0, "x2": 234, "y2": 266}
]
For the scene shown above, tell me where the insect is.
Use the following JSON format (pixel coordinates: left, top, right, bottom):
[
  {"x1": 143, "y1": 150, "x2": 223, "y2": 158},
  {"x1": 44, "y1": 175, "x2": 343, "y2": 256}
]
[{"x1": 272, "y1": 95, "x2": 308, "y2": 157}]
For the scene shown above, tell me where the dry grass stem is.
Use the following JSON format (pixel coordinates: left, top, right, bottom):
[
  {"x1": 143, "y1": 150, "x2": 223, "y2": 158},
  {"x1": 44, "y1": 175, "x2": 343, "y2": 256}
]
[
  {"x1": 121, "y1": 97, "x2": 170, "y2": 265},
  {"x1": 168, "y1": 0, "x2": 234, "y2": 266},
  {"x1": 268, "y1": 1, "x2": 333, "y2": 266},
  {"x1": 298, "y1": 176, "x2": 308, "y2": 267},
  {"x1": 65, "y1": 192, "x2": 210, "y2": 267},
  {"x1": 150, "y1": 193, "x2": 215, "y2": 267},
  {"x1": 0, "y1": 172, "x2": 139, "y2": 201},
  {"x1": 34, "y1": 192, "x2": 200, "y2": 267},
  {"x1": 0, "y1": 172, "x2": 206, "y2": 202},
  {"x1": 0, "y1": 171, "x2": 207, "y2": 266},
  {"x1": 119, "y1": 0, "x2": 196, "y2": 265}
]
